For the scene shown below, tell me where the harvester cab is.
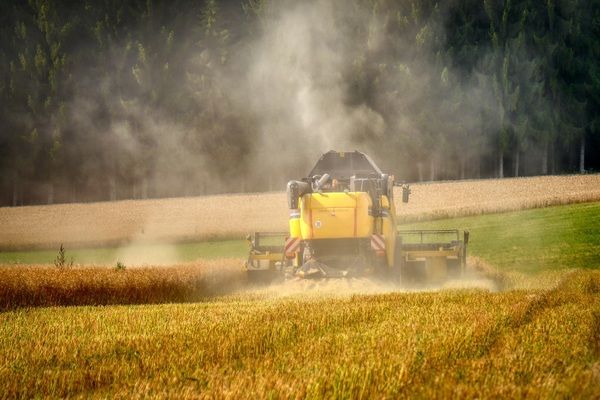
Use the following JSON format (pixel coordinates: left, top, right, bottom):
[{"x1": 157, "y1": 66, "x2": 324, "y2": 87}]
[{"x1": 244, "y1": 150, "x2": 469, "y2": 283}]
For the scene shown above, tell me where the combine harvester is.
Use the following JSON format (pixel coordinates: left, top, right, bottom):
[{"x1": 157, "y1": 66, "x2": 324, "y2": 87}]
[{"x1": 245, "y1": 150, "x2": 469, "y2": 283}]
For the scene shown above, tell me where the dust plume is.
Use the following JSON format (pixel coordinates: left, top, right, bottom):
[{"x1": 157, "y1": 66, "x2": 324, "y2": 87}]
[
  {"x1": 236, "y1": 0, "x2": 386, "y2": 181},
  {"x1": 242, "y1": 258, "x2": 502, "y2": 300},
  {"x1": 37, "y1": 0, "x2": 502, "y2": 204},
  {"x1": 243, "y1": 276, "x2": 500, "y2": 300},
  {"x1": 113, "y1": 241, "x2": 181, "y2": 266}
]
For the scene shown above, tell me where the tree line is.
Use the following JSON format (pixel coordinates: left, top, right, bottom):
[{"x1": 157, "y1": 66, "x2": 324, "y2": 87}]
[{"x1": 1, "y1": 0, "x2": 599, "y2": 206}]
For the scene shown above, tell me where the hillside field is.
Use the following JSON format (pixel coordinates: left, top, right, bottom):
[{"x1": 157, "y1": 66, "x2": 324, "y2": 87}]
[{"x1": 0, "y1": 175, "x2": 599, "y2": 250}]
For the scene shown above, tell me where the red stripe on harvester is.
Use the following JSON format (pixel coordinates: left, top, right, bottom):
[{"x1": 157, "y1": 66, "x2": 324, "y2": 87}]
[
  {"x1": 375, "y1": 235, "x2": 385, "y2": 248},
  {"x1": 371, "y1": 234, "x2": 385, "y2": 251},
  {"x1": 285, "y1": 237, "x2": 300, "y2": 253}
]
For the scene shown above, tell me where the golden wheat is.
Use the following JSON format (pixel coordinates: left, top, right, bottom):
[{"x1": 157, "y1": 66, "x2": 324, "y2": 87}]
[
  {"x1": 0, "y1": 269, "x2": 598, "y2": 399},
  {"x1": 0, "y1": 175, "x2": 598, "y2": 249},
  {"x1": 396, "y1": 174, "x2": 600, "y2": 222},
  {"x1": 0, "y1": 257, "x2": 500, "y2": 310},
  {"x1": 0, "y1": 259, "x2": 245, "y2": 310}
]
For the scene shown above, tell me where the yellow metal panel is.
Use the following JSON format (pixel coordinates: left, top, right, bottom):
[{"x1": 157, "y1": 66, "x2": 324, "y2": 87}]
[
  {"x1": 299, "y1": 192, "x2": 373, "y2": 239},
  {"x1": 355, "y1": 193, "x2": 373, "y2": 237},
  {"x1": 310, "y1": 207, "x2": 356, "y2": 238},
  {"x1": 300, "y1": 194, "x2": 313, "y2": 239},
  {"x1": 308, "y1": 192, "x2": 360, "y2": 208},
  {"x1": 289, "y1": 217, "x2": 301, "y2": 238},
  {"x1": 378, "y1": 195, "x2": 396, "y2": 267}
]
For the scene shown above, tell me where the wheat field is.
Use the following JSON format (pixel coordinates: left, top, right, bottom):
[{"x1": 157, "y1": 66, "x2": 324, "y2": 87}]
[
  {"x1": 1, "y1": 175, "x2": 599, "y2": 250},
  {"x1": 0, "y1": 259, "x2": 245, "y2": 311},
  {"x1": 0, "y1": 178, "x2": 599, "y2": 398},
  {"x1": 0, "y1": 255, "x2": 513, "y2": 311},
  {"x1": 0, "y1": 269, "x2": 598, "y2": 399}
]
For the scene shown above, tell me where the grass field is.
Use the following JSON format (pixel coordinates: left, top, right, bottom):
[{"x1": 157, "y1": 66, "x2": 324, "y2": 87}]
[
  {"x1": 0, "y1": 239, "x2": 246, "y2": 265},
  {"x1": 405, "y1": 201, "x2": 600, "y2": 273}
]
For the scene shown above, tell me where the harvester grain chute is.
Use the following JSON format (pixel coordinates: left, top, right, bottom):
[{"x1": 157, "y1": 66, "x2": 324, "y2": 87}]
[{"x1": 244, "y1": 150, "x2": 469, "y2": 283}]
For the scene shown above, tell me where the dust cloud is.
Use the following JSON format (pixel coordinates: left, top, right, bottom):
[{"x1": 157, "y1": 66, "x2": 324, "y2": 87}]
[
  {"x1": 63, "y1": 0, "x2": 496, "y2": 201},
  {"x1": 242, "y1": 276, "x2": 500, "y2": 300},
  {"x1": 114, "y1": 241, "x2": 181, "y2": 266},
  {"x1": 238, "y1": 0, "x2": 386, "y2": 178},
  {"x1": 241, "y1": 262, "x2": 501, "y2": 300}
]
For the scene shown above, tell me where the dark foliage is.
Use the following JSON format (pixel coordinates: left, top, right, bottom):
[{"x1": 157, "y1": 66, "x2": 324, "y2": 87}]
[{"x1": 0, "y1": 0, "x2": 599, "y2": 206}]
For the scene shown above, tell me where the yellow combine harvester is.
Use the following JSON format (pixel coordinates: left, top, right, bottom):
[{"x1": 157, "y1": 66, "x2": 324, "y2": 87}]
[{"x1": 245, "y1": 150, "x2": 469, "y2": 282}]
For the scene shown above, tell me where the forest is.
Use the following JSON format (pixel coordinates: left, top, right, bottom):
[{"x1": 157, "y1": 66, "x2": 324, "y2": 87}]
[{"x1": 1, "y1": 0, "x2": 599, "y2": 206}]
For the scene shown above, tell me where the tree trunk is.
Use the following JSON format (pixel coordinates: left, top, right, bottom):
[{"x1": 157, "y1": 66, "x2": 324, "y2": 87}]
[
  {"x1": 514, "y1": 148, "x2": 520, "y2": 177},
  {"x1": 550, "y1": 140, "x2": 556, "y2": 174},
  {"x1": 429, "y1": 158, "x2": 435, "y2": 181},
  {"x1": 459, "y1": 156, "x2": 466, "y2": 180},
  {"x1": 12, "y1": 176, "x2": 19, "y2": 206},
  {"x1": 579, "y1": 135, "x2": 585, "y2": 173},
  {"x1": 141, "y1": 176, "x2": 148, "y2": 199},
  {"x1": 498, "y1": 151, "x2": 504, "y2": 178},
  {"x1": 541, "y1": 140, "x2": 548, "y2": 175},
  {"x1": 71, "y1": 183, "x2": 76, "y2": 203},
  {"x1": 109, "y1": 176, "x2": 117, "y2": 201},
  {"x1": 47, "y1": 182, "x2": 54, "y2": 204},
  {"x1": 417, "y1": 162, "x2": 423, "y2": 182}
]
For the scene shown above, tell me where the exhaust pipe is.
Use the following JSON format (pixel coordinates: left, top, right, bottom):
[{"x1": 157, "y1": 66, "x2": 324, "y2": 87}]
[
  {"x1": 287, "y1": 180, "x2": 311, "y2": 209},
  {"x1": 286, "y1": 173, "x2": 329, "y2": 209}
]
